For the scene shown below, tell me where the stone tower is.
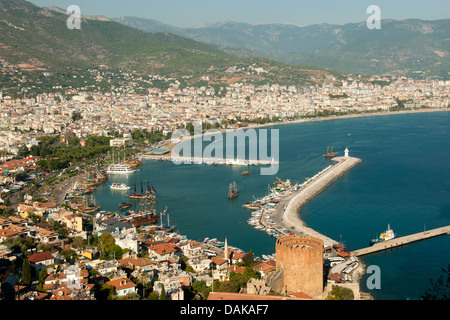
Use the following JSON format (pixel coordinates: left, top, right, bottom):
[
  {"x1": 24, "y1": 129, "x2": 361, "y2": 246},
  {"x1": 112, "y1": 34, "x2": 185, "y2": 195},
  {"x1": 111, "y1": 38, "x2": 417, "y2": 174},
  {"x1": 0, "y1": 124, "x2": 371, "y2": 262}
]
[{"x1": 276, "y1": 235, "x2": 324, "y2": 296}]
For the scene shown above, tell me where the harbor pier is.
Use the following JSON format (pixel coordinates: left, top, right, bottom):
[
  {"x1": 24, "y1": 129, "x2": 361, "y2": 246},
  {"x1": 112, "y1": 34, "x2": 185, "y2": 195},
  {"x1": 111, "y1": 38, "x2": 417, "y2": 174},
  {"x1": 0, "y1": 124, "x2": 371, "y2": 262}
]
[
  {"x1": 351, "y1": 225, "x2": 450, "y2": 257},
  {"x1": 271, "y1": 155, "x2": 363, "y2": 247}
]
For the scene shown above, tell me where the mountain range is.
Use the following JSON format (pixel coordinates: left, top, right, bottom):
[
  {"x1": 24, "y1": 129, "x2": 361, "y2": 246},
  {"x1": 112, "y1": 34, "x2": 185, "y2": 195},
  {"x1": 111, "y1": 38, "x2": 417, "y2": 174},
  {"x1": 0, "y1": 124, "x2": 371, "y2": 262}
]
[
  {"x1": 113, "y1": 16, "x2": 450, "y2": 78},
  {"x1": 0, "y1": 0, "x2": 340, "y2": 87}
]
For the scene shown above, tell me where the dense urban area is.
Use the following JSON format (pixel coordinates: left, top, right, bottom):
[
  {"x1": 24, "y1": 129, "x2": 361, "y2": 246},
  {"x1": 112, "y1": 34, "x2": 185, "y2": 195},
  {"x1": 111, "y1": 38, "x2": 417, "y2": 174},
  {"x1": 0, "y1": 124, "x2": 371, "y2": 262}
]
[{"x1": 0, "y1": 60, "x2": 449, "y2": 301}]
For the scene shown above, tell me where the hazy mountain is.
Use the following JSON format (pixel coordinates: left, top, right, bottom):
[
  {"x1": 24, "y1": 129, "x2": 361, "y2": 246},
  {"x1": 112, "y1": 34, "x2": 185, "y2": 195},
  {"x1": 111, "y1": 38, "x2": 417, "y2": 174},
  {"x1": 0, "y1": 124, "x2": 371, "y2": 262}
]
[
  {"x1": 115, "y1": 16, "x2": 450, "y2": 78},
  {"x1": 0, "y1": 0, "x2": 341, "y2": 86}
]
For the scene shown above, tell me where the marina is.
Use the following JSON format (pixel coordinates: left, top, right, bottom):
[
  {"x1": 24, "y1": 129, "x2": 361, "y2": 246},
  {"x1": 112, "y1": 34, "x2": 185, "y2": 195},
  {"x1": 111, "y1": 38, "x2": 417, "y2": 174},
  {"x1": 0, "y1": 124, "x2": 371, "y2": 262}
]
[
  {"x1": 87, "y1": 111, "x2": 450, "y2": 300},
  {"x1": 243, "y1": 150, "x2": 363, "y2": 248},
  {"x1": 170, "y1": 155, "x2": 279, "y2": 166}
]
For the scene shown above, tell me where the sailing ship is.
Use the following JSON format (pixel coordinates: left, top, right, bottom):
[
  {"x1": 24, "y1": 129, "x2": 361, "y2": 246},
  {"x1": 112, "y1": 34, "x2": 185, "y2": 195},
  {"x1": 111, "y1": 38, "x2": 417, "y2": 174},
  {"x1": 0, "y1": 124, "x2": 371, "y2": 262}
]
[
  {"x1": 128, "y1": 180, "x2": 152, "y2": 199},
  {"x1": 324, "y1": 146, "x2": 338, "y2": 158},
  {"x1": 76, "y1": 194, "x2": 101, "y2": 214},
  {"x1": 106, "y1": 151, "x2": 136, "y2": 175},
  {"x1": 228, "y1": 182, "x2": 239, "y2": 199},
  {"x1": 130, "y1": 184, "x2": 159, "y2": 227},
  {"x1": 369, "y1": 224, "x2": 397, "y2": 246}
]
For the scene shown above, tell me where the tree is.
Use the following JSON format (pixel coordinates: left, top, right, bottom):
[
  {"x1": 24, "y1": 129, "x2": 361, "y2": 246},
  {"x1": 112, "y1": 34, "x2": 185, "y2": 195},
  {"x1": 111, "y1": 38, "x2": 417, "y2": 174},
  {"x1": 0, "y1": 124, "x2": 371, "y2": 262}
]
[
  {"x1": 36, "y1": 267, "x2": 48, "y2": 292},
  {"x1": 326, "y1": 285, "x2": 354, "y2": 300},
  {"x1": 61, "y1": 249, "x2": 78, "y2": 261},
  {"x1": 72, "y1": 236, "x2": 84, "y2": 249},
  {"x1": 160, "y1": 284, "x2": 167, "y2": 300},
  {"x1": 99, "y1": 232, "x2": 118, "y2": 259},
  {"x1": 95, "y1": 283, "x2": 115, "y2": 300},
  {"x1": 109, "y1": 244, "x2": 124, "y2": 260},
  {"x1": 421, "y1": 264, "x2": 450, "y2": 300},
  {"x1": 71, "y1": 111, "x2": 83, "y2": 122},
  {"x1": 146, "y1": 292, "x2": 160, "y2": 300},
  {"x1": 243, "y1": 250, "x2": 255, "y2": 267},
  {"x1": 38, "y1": 267, "x2": 48, "y2": 283},
  {"x1": 22, "y1": 258, "x2": 32, "y2": 287}
]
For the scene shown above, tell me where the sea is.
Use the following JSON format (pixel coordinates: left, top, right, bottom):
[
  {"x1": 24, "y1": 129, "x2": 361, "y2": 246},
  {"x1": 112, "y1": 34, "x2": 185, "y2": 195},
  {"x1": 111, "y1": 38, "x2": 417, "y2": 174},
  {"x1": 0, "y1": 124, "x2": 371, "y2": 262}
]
[{"x1": 93, "y1": 111, "x2": 450, "y2": 300}]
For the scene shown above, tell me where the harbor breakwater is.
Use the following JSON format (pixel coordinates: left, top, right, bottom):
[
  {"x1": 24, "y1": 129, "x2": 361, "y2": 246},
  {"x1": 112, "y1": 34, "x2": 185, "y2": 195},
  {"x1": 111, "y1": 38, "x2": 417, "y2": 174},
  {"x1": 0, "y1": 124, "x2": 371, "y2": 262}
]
[{"x1": 271, "y1": 156, "x2": 363, "y2": 247}]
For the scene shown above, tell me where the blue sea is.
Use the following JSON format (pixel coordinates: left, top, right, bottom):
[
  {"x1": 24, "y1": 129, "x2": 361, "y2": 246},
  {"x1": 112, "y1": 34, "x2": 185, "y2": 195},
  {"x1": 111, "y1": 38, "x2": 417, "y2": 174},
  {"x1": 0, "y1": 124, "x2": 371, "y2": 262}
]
[{"x1": 94, "y1": 111, "x2": 450, "y2": 300}]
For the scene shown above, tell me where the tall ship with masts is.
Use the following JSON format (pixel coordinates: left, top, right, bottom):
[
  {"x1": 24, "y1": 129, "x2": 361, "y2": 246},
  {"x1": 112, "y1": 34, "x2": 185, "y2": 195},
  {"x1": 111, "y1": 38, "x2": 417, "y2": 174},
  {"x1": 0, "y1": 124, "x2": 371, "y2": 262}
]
[
  {"x1": 128, "y1": 180, "x2": 153, "y2": 199},
  {"x1": 106, "y1": 150, "x2": 136, "y2": 175},
  {"x1": 324, "y1": 146, "x2": 338, "y2": 158},
  {"x1": 228, "y1": 182, "x2": 239, "y2": 199},
  {"x1": 129, "y1": 183, "x2": 160, "y2": 227}
]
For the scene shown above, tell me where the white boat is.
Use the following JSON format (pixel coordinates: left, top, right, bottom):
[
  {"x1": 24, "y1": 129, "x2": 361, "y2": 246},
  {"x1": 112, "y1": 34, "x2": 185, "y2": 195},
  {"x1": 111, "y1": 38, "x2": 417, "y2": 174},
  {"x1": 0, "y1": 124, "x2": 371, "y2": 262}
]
[
  {"x1": 106, "y1": 163, "x2": 135, "y2": 175},
  {"x1": 110, "y1": 183, "x2": 131, "y2": 191}
]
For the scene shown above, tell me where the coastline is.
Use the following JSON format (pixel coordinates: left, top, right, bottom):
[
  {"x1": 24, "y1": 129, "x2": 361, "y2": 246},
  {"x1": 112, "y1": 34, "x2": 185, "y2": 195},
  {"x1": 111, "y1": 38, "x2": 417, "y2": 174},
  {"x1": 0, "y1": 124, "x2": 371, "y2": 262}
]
[
  {"x1": 139, "y1": 107, "x2": 450, "y2": 161},
  {"x1": 247, "y1": 107, "x2": 450, "y2": 130},
  {"x1": 270, "y1": 157, "x2": 363, "y2": 247}
]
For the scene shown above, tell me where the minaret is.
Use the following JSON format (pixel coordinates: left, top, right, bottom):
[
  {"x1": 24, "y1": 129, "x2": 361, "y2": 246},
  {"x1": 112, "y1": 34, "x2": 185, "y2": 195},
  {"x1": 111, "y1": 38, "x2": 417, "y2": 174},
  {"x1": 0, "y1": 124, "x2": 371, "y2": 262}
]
[
  {"x1": 224, "y1": 237, "x2": 228, "y2": 261},
  {"x1": 344, "y1": 147, "x2": 349, "y2": 159}
]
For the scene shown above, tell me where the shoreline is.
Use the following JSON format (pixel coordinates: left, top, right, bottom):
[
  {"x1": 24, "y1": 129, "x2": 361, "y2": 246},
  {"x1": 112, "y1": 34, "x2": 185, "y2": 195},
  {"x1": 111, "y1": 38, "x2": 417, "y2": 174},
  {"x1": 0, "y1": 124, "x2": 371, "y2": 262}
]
[
  {"x1": 272, "y1": 157, "x2": 362, "y2": 247},
  {"x1": 246, "y1": 107, "x2": 450, "y2": 130},
  {"x1": 139, "y1": 107, "x2": 450, "y2": 161}
]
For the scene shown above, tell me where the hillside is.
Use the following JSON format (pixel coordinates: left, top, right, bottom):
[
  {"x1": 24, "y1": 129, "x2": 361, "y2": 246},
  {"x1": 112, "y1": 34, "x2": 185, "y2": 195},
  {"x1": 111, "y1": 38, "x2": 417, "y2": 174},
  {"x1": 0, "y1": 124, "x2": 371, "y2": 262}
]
[
  {"x1": 0, "y1": 0, "x2": 340, "y2": 87},
  {"x1": 114, "y1": 16, "x2": 450, "y2": 78}
]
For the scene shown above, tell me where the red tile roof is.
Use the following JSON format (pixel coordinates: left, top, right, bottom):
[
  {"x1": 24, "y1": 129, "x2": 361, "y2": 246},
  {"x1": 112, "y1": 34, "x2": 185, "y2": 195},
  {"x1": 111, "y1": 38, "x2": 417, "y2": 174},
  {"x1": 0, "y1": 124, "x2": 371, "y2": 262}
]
[
  {"x1": 28, "y1": 251, "x2": 54, "y2": 263},
  {"x1": 148, "y1": 243, "x2": 180, "y2": 256},
  {"x1": 107, "y1": 277, "x2": 136, "y2": 291},
  {"x1": 211, "y1": 257, "x2": 228, "y2": 266}
]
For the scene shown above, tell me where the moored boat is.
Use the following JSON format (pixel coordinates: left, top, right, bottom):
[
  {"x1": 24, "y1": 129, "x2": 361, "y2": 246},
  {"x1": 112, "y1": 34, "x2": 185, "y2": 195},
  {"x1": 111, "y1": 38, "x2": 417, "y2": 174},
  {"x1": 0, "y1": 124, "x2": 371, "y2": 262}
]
[
  {"x1": 110, "y1": 183, "x2": 130, "y2": 191},
  {"x1": 119, "y1": 202, "x2": 131, "y2": 209},
  {"x1": 370, "y1": 224, "x2": 397, "y2": 246}
]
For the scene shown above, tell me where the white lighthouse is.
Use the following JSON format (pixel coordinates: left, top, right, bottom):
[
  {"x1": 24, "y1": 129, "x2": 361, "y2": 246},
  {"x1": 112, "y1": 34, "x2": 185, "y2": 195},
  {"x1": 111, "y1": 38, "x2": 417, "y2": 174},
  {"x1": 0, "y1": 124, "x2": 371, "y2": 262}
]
[{"x1": 344, "y1": 147, "x2": 349, "y2": 159}]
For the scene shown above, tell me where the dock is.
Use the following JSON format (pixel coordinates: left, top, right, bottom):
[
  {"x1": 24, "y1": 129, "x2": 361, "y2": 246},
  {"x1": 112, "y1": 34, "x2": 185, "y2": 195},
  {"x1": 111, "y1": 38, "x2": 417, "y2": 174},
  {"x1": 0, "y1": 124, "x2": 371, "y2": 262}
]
[
  {"x1": 351, "y1": 225, "x2": 450, "y2": 257},
  {"x1": 272, "y1": 156, "x2": 362, "y2": 247},
  {"x1": 169, "y1": 156, "x2": 279, "y2": 166}
]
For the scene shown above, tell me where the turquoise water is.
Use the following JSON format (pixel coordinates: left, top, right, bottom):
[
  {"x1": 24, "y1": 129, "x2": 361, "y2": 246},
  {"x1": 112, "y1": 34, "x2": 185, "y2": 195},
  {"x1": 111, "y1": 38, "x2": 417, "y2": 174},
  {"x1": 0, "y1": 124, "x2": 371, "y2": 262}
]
[{"x1": 94, "y1": 111, "x2": 450, "y2": 300}]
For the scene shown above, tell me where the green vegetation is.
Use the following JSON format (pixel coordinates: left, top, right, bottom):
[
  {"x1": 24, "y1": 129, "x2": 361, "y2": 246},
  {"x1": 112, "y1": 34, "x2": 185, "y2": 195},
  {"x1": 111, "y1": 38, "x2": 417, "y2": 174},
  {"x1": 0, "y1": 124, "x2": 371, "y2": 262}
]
[
  {"x1": 98, "y1": 232, "x2": 125, "y2": 260},
  {"x1": 21, "y1": 258, "x2": 32, "y2": 287},
  {"x1": 421, "y1": 264, "x2": 450, "y2": 300},
  {"x1": 130, "y1": 128, "x2": 171, "y2": 145},
  {"x1": 28, "y1": 135, "x2": 112, "y2": 170},
  {"x1": 329, "y1": 93, "x2": 349, "y2": 99},
  {"x1": 0, "y1": 0, "x2": 338, "y2": 92},
  {"x1": 326, "y1": 285, "x2": 355, "y2": 300}
]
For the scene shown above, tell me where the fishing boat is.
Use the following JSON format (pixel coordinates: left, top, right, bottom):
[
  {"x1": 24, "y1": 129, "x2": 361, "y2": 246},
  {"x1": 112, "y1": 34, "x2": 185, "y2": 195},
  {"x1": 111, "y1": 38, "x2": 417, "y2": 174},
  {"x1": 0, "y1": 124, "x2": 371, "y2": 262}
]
[
  {"x1": 369, "y1": 224, "x2": 397, "y2": 246},
  {"x1": 324, "y1": 146, "x2": 338, "y2": 158},
  {"x1": 243, "y1": 202, "x2": 260, "y2": 210},
  {"x1": 110, "y1": 183, "x2": 130, "y2": 191},
  {"x1": 119, "y1": 202, "x2": 131, "y2": 209},
  {"x1": 242, "y1": 171, "x2": 251, "y2": 176},
  {"x1": 228, "y1": 182, "x2": 239, "y2": 199}
]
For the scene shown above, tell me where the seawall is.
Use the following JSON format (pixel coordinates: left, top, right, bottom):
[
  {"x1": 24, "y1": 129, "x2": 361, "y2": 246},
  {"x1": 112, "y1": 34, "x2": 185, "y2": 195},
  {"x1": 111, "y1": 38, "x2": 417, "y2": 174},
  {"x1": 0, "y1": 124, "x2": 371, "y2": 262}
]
[{"x1": 272, "y1": 156, "x2": 362, "y2": 247}]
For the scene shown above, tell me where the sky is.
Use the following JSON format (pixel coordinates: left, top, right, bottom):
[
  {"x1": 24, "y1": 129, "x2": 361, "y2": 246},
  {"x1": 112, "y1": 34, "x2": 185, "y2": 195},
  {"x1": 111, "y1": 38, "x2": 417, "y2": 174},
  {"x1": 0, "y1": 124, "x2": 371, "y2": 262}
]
[{"x1": 28, "y1": 0, "x2": 450, "y2": 28}]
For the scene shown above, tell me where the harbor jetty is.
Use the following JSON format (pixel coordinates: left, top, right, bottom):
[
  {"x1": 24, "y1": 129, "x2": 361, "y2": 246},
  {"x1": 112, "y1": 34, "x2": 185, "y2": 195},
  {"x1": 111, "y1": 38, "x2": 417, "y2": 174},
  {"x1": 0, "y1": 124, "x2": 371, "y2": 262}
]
[
  {"x1": 244, "y1": 149, "x2": 362, "y2": 248},
  {"x1": 277, "y1": 155, "x2": 362, "y2": 247},
  {"x1": 351, "y1": 225, "x2": 450, "y2": 257}
]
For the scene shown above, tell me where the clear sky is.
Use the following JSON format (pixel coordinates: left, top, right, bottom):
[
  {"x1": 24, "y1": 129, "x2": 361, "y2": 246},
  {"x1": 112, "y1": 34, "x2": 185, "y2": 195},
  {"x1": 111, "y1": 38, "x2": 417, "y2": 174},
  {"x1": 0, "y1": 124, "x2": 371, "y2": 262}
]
[{"x1": 28, "y1": 0, "x2": 450, "y2": 27}]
